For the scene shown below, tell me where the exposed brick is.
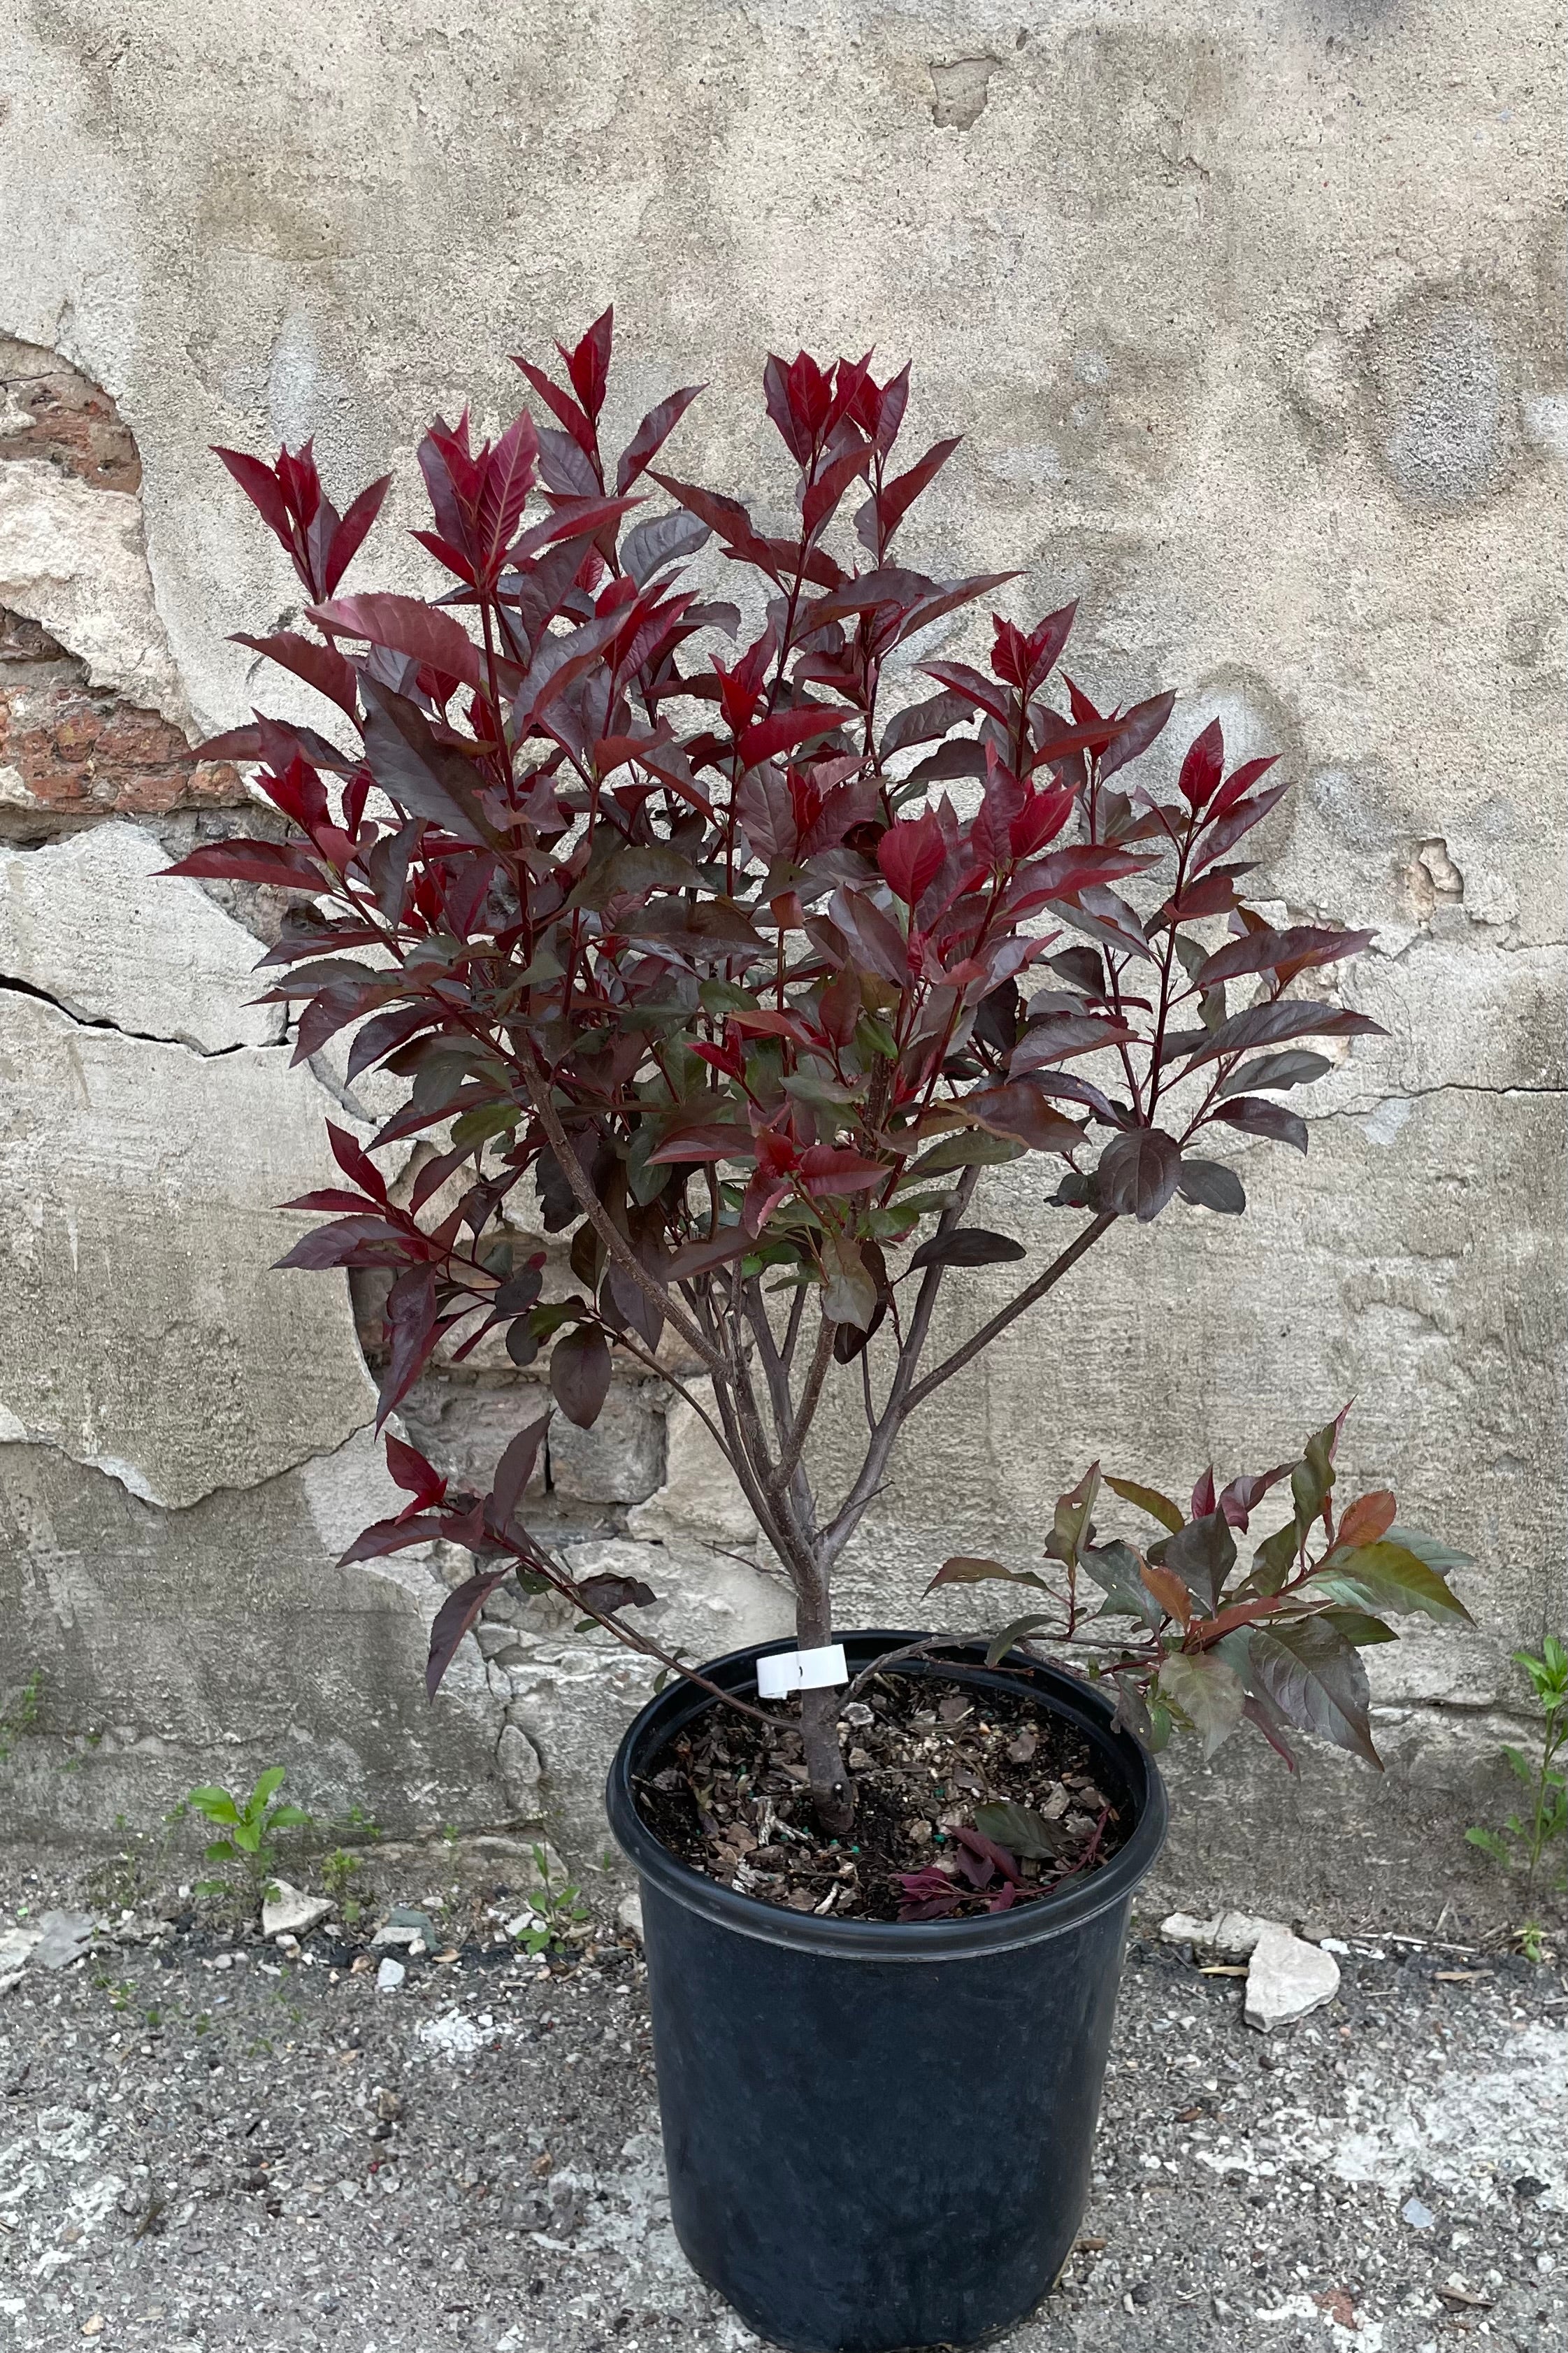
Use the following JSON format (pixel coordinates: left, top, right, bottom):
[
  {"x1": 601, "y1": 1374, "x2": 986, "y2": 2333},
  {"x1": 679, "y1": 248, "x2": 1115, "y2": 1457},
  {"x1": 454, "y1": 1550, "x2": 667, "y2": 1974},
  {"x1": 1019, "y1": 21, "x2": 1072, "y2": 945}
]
[
  {"x1": 0, "y1": 607, "x2": 243, "y2": 837},
  {"x1": 0, "y1": 334, "x2": 141, "y2": 492}
]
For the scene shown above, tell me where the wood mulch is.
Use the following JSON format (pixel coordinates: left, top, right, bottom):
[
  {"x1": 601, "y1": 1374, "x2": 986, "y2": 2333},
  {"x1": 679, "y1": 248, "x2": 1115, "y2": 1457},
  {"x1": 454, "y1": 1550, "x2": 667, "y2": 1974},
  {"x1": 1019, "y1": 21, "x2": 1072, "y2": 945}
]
[{"x1": 633, "y1": 1667, "x2": 1131, "y2": 1924}]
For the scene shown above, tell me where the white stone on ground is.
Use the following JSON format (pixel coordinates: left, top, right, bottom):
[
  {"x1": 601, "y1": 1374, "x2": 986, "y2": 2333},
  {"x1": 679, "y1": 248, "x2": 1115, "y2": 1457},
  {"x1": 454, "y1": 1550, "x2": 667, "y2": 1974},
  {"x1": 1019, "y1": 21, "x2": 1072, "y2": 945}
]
[
  {"x1": 617, "y1": 1891, "x2": 644, "y2": 1943},
  {"x1": 259, "y1": 1881, "x2": 331, "y2": 1941},
  {"x1": 32, "y1": 1910, "x2": 96, "y2": 1969},
  {"x1": 375, "y1": 1957, "x2": 405, "y2": 1992},
  {"x1": 1244, "y1": 1922, "x2": 1342, "y2": 2031},
  {"x1": 1159, "y1": 1910, "x2": 1273, "y2": 1958}
]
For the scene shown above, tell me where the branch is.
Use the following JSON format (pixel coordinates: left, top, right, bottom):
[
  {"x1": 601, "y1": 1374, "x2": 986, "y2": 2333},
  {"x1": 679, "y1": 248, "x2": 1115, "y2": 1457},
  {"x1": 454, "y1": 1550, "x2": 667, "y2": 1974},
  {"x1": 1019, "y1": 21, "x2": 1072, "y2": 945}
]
[
  {"x1": 902, "y1": 1212, "x2": 1116, "y2": 1413},
  {"x1": 517, "y1": 1042, "x2": 724, "y2": 1377},
  {"x1": 818, "y1": 1166, "x2": 979, "y2": 1566},
  {"x1": 765, "y1": 1313, "x2": 835, "y2": 1498}
]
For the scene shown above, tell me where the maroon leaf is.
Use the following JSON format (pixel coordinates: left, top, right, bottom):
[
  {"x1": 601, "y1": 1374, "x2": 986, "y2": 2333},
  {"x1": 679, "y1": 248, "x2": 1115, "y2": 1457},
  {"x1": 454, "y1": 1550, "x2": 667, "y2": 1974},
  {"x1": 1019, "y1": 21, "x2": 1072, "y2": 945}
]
[
  {"x1": 1177, "y1": 719, "x2": 1225, "y2": 810},
  {"x1": 1180, "y1": 1000, "x2": 1385, "y2": 1071},
  {"x1": 232, "y1": 631, "x2": 360, "y2": 720},
  {"x1": 1096, "y1": 1128, "x2": 1182, "y2": 1222},
  {"x1": 1214, "y1": 1097, "x2": 1309, "y2": 1153},
  {"x1": 1195, "y1": 927, "x2": 1375, "y2": 990},
  {"x1": 735, "y1": 703, "x2": 853, "y2": 771},
  {"x1": 426, "y1": 1569, "x2": 514, "y2": 1700},
  {"x1": 162, "y1": 841, "x2": 326, "y2": 890},
  {"x1": 378, "y1": 1265, "x2": 440, "y2": 1425},
  {"x1": 324, "y1": 473, "x2": 391, "y2": 594},
  {"x1": 387, "y1": 1435, "x2": 445, "y2": 1509},
  {"x1": 908, "y1": 1227, "x2": 1026, "y2": 1270},
  {"x1": 617, "y1": 385, "x2": 706, "y2": 493},
  {"x1": 1247, "y1": 1617, "x2": 1381, "y2": 1768},
  {"x1": 491, "y1": 1412, "x2": 551, "y2": 1529},
  {"x1": 577, "y1": 1571, "x2": 657, "y2": 1616},
  {"x1": 1176, "y1": 1157, "x2": 1246, "y2": 1214},
  {"x1": 549, "y1": 1324, "x2": 612, "y2": 1429},
  {"x1": 312, "y1": 594, "x2": 483, "y2": 690},
  {"x1": 1098, "y1": 689, "x2": 1175, "y2": 781},
  {"x1": 963, "y1": 1084, "x2": 1086, "y2": 1154},
  {"x1": 275, "y1": 1214, "x2": 411, "y2": 1270},
  {"x1": 359, "y1": 681, "x2": 494, "y2": 845}
]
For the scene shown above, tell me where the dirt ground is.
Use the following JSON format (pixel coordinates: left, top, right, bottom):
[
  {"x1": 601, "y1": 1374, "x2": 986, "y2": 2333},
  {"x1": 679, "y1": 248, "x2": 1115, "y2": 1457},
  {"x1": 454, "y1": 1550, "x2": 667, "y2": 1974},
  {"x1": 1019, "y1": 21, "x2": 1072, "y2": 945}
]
[{"x1": 0, "y1": 1857, "x2": 1563, "y2": 2353}]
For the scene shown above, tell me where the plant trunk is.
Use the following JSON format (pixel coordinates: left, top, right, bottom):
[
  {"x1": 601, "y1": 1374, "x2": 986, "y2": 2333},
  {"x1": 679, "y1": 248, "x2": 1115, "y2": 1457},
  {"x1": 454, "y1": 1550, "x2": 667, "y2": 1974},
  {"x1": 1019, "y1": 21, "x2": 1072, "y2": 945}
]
[{"x1": 796, "y1": 1573, "x2": 854, "y2": 1837}]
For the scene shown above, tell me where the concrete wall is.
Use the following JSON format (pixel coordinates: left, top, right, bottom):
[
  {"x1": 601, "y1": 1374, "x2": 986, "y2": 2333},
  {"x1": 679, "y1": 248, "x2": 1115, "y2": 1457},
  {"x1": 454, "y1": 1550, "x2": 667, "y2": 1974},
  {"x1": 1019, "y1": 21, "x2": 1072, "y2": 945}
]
[{"x1": 1, "y1": 1, "x2": 1562, "y2": 1922}]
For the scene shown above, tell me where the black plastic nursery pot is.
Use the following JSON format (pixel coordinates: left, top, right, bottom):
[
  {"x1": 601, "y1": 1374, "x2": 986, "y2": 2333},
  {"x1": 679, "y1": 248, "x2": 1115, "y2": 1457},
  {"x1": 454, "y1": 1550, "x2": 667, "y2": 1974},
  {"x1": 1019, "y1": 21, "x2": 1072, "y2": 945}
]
[{"x1": 606, "y1": 1629, "x2": 1168, "y2": 2353}]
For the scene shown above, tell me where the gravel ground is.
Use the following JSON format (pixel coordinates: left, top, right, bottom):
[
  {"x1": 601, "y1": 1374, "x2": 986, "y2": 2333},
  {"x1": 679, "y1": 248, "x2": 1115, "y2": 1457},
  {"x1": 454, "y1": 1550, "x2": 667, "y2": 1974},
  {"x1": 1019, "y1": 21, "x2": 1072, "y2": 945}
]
[{"x1": 1, "y1": 1865, "x2": 1564, "y2": 2353}]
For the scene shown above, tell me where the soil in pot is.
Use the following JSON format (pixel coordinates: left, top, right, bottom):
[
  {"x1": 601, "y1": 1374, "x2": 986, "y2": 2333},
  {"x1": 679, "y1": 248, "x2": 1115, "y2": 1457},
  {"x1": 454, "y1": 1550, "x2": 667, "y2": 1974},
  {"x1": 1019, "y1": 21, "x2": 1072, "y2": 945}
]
[{"x1": 632, "y1": 1664, "x2": 1131, "y2": 1923}]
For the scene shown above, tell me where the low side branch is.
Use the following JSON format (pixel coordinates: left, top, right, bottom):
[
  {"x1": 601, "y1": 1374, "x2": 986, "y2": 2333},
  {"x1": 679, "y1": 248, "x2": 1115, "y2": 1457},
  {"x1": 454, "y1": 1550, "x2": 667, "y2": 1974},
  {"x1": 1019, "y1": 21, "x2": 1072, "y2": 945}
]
[{"x1": 902, "y1": 1211, "x2": 1117, "y2": 1415}]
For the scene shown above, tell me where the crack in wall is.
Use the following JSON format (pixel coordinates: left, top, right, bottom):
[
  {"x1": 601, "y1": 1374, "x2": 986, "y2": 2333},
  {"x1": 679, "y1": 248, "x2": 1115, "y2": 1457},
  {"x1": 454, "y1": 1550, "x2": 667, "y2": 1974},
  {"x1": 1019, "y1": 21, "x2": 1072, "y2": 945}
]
[{"x1": 0, "y1": 966, "x2": 258, "y2": 1058}]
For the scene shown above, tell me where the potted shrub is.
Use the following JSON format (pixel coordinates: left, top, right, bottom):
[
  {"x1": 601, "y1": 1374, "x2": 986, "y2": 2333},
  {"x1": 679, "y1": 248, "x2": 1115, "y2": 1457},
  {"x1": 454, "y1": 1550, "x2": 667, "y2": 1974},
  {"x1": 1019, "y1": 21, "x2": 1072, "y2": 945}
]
[{"x1": 169, "y1": 315, "x2": 1469, "y2": 2353}]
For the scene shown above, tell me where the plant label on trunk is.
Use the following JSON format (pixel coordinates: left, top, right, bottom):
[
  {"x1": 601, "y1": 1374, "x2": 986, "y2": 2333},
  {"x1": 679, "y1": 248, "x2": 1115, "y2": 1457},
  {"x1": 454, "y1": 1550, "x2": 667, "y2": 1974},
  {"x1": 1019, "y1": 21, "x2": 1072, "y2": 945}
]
[{"x1": 755, "y1": 1644, "x2": 851, "y2": 1698}]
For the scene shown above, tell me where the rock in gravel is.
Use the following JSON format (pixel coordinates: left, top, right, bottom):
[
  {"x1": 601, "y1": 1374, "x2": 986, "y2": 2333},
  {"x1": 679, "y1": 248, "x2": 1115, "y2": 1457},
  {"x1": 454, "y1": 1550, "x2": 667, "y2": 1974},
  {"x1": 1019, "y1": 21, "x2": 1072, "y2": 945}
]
[
  {"x1": 32, "y1": 1910, "x2": 96, "y2": 1969},
  {"x1": 260, "y1": 1881, "x2": 332, "y2": 1941},
  {"x1": 375, "y1": 1957, "x2": 406, "y2": 1992},
  {"x1": 371, "y1": 1905, "x2": 439, "y2": 1956},
  {"x1": 617, "y1": 1891, "x2": 644, "y2": 1943},
  {"x1": 1244, "y1": 1922, "x2": 1341, "y2": 2030},
  {"x1": 1161, "y1": 1910, "x2": 1273, "y2": 1958},
  {"x1": 0, "y1": 1925, "x2": 41, "y2": 1977}
]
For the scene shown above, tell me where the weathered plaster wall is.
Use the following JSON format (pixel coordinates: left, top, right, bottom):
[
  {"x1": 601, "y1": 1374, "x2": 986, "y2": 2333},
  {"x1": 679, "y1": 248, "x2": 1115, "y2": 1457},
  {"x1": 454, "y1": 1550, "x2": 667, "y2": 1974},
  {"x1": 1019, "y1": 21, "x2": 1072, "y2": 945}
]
[{"x1": 0, "y1": 2, "x2": 1562, "y2": 1918}]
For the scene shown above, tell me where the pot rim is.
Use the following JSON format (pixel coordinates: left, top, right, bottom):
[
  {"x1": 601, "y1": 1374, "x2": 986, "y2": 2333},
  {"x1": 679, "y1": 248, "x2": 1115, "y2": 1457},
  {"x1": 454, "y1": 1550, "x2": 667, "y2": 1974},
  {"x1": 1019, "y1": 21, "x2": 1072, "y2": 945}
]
[{"x1": 606, "y1": 1628, "x2": 1168, "y2": 1961}]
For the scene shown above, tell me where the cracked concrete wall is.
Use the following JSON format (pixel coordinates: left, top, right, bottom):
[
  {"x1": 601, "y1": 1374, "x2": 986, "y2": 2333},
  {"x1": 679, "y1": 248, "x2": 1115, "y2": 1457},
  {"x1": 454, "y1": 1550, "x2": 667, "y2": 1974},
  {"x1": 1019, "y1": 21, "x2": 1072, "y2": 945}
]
[{"x1": 0, "y1": 2, "x2": 1563, "y2": 1918}]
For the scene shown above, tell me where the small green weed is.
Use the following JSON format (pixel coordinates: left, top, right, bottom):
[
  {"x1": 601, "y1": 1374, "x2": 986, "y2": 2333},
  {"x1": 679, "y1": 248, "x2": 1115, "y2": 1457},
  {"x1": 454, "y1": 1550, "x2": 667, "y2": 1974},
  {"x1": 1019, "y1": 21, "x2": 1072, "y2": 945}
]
[
  {"x1": 186, "y1": 1767, "x2": 313, "y2": 1901},
  {"x1": 510, "y1": 1843, "x2": 590, "y2": 1957},
  {"x1": 1467, "y1": 1635, "x2": 1567, "y2": 1949},
  {"x1": 0, "y1": 1669, "x2": 44, "y2": 1766}
]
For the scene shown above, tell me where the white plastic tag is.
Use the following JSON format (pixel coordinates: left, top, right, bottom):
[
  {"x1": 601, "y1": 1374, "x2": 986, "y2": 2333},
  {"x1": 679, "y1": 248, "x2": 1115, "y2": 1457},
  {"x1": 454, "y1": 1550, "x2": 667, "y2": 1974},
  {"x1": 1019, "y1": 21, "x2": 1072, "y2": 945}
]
[{"x1": 755, "y1": 1643, "x2": 850, "y2": 1699}]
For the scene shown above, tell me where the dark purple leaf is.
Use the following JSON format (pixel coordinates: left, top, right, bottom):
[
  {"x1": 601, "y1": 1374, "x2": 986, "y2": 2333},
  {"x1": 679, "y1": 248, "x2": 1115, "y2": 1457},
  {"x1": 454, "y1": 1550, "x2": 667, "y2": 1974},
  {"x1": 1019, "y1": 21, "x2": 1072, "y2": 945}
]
[
  {"x1": 1181, "y1": 1000, "x2": 1385, "y2": 1071},
  {"x1": 1247, "y1": 1618, "x2": 1381, "y2": 1768},
  {"x1": 549, "y1": 1323, "x2": 612, "y2": 1429},
  {"x1": 1214, "y1": 1097, "x2": 1309, "y2": 1153},
  {"x1": 491, "y1": 1412, "x2": 550, "y2": 1529},
  {"x1": 1158, "y1": 1508, "x2": 1237, "y2": 1615},
  {"x1": 1096, "y1": 1128, "x2": 1181, "y2": 1222},
  {"x1": 1177, "y1": 1158, "x2": 1246, "y2": 1214},
  {"x1": 577, "y1": 1571, "x2": 657, "y2": 1616},
  {"x1": 426, "y1": 1570, "x2": 513, "y2": 1700},
  {"x1": 908, "y1": 1227, "x2": 1027, "y2": 1271}
]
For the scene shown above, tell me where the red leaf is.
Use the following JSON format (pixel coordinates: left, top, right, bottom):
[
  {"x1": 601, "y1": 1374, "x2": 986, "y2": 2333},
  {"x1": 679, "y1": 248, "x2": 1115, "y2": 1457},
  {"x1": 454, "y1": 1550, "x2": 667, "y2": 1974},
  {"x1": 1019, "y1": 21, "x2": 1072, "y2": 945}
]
[
  {"x1": 476, "y1": 411, "x2": 540, "y2": 575},
  {"x1": 617, "y1": 385, "x2": 705, "y2": 493},
  {"x1": 426, "y1": 1569, "x2": 513, "y2": 1700},
  {"x1": 963, "y1": 1084, "x2": 1086, "y2": 1154},
  {"x1": 563, "y1": 305, "x2": 614, "y2": 421},
  {"x1": 877, "y1": 437, "x2": 961, "y2": 538},
  {"x1": 802, "y1": 444, "x2": 872, "y2": 541},
  {"x1": 274, "y1": 1214, "x2": 411, "y2": 1270},
  {"x1": 327, "y1": 1120, "x2": 389, "y2": 1202},
  {"x1": 647, "y1": 1121, "x2": 756, "y2": 1164},
  {"x1": 213, "y1": 446, "x2": 294, "y2": 548},
  {"x1": 1178, "y1": 718, "x2": 1225, "y2": 810},
  {"x1": 798, "y1": 1147, "x2": 886, "y2": 1197},
  {"x1": 1098, "y1": 689, "x2": 1175, "y2": 782},
  {"x1": 735, "y1": 703, "x2": 852, "y2": 771},
  {"x1": 378, "y1": 1266, "x2": 440, "y2": 1426},
  {"x1": 386, "y1": 1435, "x2": 446, "y2": 1508},
  {"x1": 232, "y1": 631, "x2": 359, "y2": 720},
  {"x1": 324, "y1": 473, "x2": 391, "y2": 596},
  {"x1": 1336, "y1": 1490, "x2": 1397, "y2": 1549},
  {"x1": 161, "y1": 841, "x2": 326, "y2": 891},
  {"x1": 877, "y1": 813, "x2": 944, "y2": 906},
  {"x1": 311, "y1": 595, "x2": 483, "y2": 691}
]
